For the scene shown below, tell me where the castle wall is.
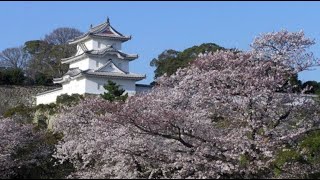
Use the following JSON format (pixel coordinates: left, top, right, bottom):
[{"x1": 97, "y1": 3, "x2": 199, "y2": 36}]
[
  {"x1": 61, "y1": 77, "x2": 86, "y2": 95},
  {"x1": 69, "y1": 57, "x2": 90, "y2": 70},
  {"x1": 36, "y1": 88, "x2": 63, "y2": 105},
  {"x1": 84, "y1": 39, "x2": 93, "y2": 50},
  {"x1": 36, "y1": 77, "x2": 86, "y2": 105},
  {"x1": 92, "y1": 38, "x2": 122, "y2": 50}
]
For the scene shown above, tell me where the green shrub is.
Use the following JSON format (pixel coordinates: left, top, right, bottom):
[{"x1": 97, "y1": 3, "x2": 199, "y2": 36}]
[
  {"x1": 3, "y1": 104, "x2": 35, "y2": 123},
  {"x1": 36, "y1": 103, "x2": 57, "y2": 115},
  {"x1": 239, "y1": 154, "x2": 250, "y2": 167},
  {"x1": 273, "y1": 148, "x2": 302, "y2": 176},
  {"x1": 56, "y1": 93, "x2": 84, "y2": 106},
  {"x1": 300, "y1": 130, "x2": 320, "y2": 163}
]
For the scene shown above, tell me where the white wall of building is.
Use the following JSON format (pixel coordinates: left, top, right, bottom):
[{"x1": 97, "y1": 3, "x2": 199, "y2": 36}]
[
  {"x1": 92, "y1": 38, "x2": 122, "y2": 50},
  {"x1": 61, "y1": 77, "x2": 86, "y2": 95},
  {"x1": 114, "y1": 58, "x2": 129, "y2": 72},
  {"x1": 85, "y1": 77, "x2": 136, "y2": 96},
  {"x1": 84, "y1": 39, "x2": 94, "y2": 51},
  {"x1": 36, "y1": 77, "x2": 87, "y2": 105},
  {"x1": 69, "y1": 57, "x2": 89, "y2": 70},
  {"x1": 36, "y1": 88, "x2": 63, "y2": 105}
]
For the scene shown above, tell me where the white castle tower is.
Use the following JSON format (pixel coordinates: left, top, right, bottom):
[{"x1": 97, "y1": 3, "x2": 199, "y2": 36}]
[{"x1": 36, "y1": 18, "x2": 146, "y2": 105}]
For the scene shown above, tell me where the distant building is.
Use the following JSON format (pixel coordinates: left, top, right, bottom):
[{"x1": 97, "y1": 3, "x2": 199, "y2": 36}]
[{"x1": 36, "y1": 18, "x2": 148, "y2": 105}]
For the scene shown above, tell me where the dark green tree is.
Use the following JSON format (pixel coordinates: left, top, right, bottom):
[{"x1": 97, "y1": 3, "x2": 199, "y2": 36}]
[
  {"x1": 276, "y1": 74, "x2": 303, "y2": 93},
  {"x1": 101, "y1": 80, "x2": 128, "y2": 102},
  {"x1": 0, "y1": 68, "x2": 25, "y2": 85},
  {"x1": 24, "y1": 27, "x2": 82, "y2": 85},
  {"x1": 302, "y1": 81, "x2": 320, "y2": 94},
  {"x1": 150, "y1": 43, "x2": 225, "y2": 78}
]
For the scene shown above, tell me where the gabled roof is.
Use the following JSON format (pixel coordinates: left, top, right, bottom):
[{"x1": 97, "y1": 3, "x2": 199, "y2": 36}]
[
  {"x1": 95, "y1": 60, "x2": 127, "y2": 74},
  {"x1": 61, "y1": 45, "x2": 138, "y2": 64},
  {"x1": 68, "y1": 17, "x2": 131, "y2": 44}
]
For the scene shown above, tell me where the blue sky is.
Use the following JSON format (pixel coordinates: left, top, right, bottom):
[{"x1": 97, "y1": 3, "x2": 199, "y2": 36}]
[{"x1": 0, "y1": 1, "x2": 320, "y2": 84}]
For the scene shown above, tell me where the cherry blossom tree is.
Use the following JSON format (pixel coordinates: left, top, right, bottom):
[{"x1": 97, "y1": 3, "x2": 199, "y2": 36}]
[
  {"x1": 0, "y1": 118, "x2": 49, "y2": 178},
  {"x1": 53, "y1": 30, "x2": 320, "y2": 179},
  {"x1": 0, "y1": 117, "x2": 73, "y2": 179}
]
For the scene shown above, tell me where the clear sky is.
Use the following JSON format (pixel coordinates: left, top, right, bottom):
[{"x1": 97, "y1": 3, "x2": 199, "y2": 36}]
[{"x1": 0, "y1": 1, "x2": 320, "y2": 84}]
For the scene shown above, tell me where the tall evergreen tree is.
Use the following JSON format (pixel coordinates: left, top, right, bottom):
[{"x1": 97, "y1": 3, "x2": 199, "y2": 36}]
[{"x1": 101, "y1": 80, "x2": 128, "y2": 102}]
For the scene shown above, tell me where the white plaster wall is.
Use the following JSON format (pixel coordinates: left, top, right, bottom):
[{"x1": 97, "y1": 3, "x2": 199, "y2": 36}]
[
  {"x1": 36, "y1": 77, "x2": 86, "y2": 105},
  {"x1": 88, "y1": 56, "x2": 103, "y2": 70},
  {"x1": 92, "y1": 38, "x2": 122, "y2": 50},
  {"x1": 85, "y1": 77, "x2": 136, "y2": 96},
  {"x1": 69, "y1": 57, "x2": 90, "y2": 70},
  {"x1": 84, "y1": 39, "x2": 93, "y2": 51},
  {"x1": 114, "y1": 58, "x2": 129, "y2": 72},
  {"x1": 36, "y1": 89, "x2": 63, "y2": 105},
  {"x1": 61, "y1": 77, "x2": 86, "y2": 95}
]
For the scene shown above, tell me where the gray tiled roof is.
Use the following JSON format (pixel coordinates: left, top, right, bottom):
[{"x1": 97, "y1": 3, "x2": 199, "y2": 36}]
[
  {"x1": 61, "y1": 46, "x2": 138, "y2": 63},
  {"x1": 53, "y1": 67, "x2": 145, "y2": 83},
  {"x1": 83, "y1": 69, "x2": 145, "y2": 80},
  {"x1": 53, "y1": 68, "x2": 82, "y2": 82},
  {"x1": 86, "y1": 46, "x2": 138, "y2": 59},
  {"x1": 68, "y1": 18, "x2": 131, "y2": 44}
]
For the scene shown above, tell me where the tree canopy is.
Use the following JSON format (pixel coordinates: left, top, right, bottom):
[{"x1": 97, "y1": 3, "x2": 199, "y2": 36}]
[
  {"x1": 150, "y1": 43, "x2": 225, "y2": 79},
  {"x1": 0, "y1": 27, "x2": 83, "y2": 86}
]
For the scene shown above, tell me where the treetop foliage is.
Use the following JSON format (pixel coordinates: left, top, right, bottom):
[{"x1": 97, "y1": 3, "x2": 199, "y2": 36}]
[
  {"x1": 150, "y1": 43, "x2": 225, "y2": 78},
  {"x1": 0, "y1": 27, "x2": 83, "y2": 86}
]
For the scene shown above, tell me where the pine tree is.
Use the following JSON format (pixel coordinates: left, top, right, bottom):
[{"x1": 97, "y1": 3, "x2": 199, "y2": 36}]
[{"x1": 101, "y1": 80, "x2": 128, "y2": 102}]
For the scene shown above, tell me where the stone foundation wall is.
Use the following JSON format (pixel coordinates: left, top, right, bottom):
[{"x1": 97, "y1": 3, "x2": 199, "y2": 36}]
[{"x1": 0, "y1": 85, "x2": 58, "y2": 115}]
